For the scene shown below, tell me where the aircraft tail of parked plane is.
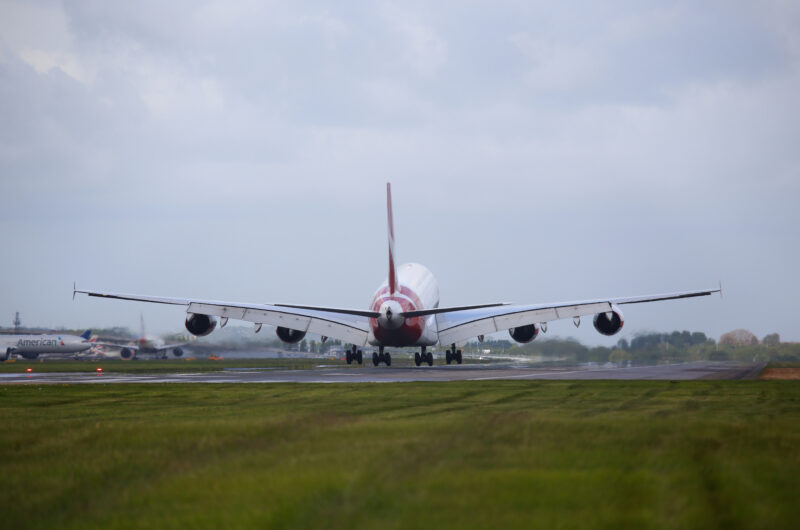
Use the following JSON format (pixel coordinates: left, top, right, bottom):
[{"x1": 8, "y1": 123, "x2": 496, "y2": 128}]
[{"x1": 75, "y1": 183, "x2": 720, "y2": 366}]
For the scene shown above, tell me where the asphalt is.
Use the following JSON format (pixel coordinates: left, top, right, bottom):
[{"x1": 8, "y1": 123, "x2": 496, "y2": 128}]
[{"x1": 0, "y1": 361, "x2": 763, "y2": 384}]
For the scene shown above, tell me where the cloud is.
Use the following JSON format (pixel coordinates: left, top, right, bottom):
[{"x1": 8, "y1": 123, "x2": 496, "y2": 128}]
[{"x1": 0, "y1": 1, "x2": 798, "y2": 341}]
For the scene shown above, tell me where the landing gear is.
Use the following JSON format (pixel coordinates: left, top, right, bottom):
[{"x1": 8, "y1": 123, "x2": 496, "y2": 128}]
[
  {"x1": 373, "y1": 346, "x2": 392, "y2": 366},
  {"x1": 346, "y1": 345, "x2": 363, "y2": 365},
  {"x1": 414, "y1": 347, "x2": 432, "y2": 366},
  {"x1": 445, "y1": 344, "x2": 462, "y2": 364}
]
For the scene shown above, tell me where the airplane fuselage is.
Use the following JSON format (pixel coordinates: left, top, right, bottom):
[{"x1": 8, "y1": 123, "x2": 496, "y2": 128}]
[
  {"x1": 1, "y1": 334, "x2": 92, "y2": 358},
  {"x1": 136, "y1": 336, "x2": 165, "y2": 354},
  {"x1": 368, "y1": 262, "x2": 439, "y2": 347}
]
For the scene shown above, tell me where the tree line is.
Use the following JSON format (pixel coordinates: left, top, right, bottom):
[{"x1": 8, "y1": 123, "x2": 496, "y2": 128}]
[{"x1": 505, "y1": 330, "x2": 798, "y2": 364}]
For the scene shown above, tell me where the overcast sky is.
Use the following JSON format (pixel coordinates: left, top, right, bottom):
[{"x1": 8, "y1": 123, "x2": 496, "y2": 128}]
[{"x1": 1, "y1": 0, "x2": 798, "y2": 345}]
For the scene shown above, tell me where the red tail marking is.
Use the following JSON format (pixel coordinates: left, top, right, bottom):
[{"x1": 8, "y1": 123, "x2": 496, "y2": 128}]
[{"x1": 387, "y1": 182, "x2": 397, "y2": 294}]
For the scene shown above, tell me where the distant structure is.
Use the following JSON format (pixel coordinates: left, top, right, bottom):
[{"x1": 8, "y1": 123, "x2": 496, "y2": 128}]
[{"x1": 13, "y1": 312, "x2": 21, "y2": 333}]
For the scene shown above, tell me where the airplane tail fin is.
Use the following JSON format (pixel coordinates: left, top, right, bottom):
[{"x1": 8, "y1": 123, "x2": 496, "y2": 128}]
[
  {"x1": 387, "y1": 182, "x2": 398, "y2": 294},
  {"x1": 80, "y1": 329, "x2": 92, "y2": 340}
]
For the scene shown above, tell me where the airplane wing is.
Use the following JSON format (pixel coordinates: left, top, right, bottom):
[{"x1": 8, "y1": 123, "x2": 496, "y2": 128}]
[
  {"x1": 92, "y1": 341, "x2": 140, "y2": 351},
  {"x1": 432, "y1": 287, "x2": 720, "y2": 345},
  {"x1": 74, "y1": 288, "x2": 378, "y2": 346}
]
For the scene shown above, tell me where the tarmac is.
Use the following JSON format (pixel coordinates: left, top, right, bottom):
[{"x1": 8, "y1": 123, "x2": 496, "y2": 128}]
[{"x1": 0, "y1": 361, "x2": 764, "y2": 384}]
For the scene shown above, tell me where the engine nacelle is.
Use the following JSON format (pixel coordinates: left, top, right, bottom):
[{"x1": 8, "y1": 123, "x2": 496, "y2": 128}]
[
  {"x1": 120, "y1": 347, "x2": 134, "y2": 360},
  {"x1": 276, "y1": 327, "x2": 306, "y2": 344},
  {"x1": 172, "y1": 347, "x2": 184, "y2": 357},
  {"x1": 509, "y1": 323, "x2": 540, "y2": 344},
  {"x1": 185, "y1": 313, "x2": 217, "y2": 337},
  {"x1": 593, "y1": 305, "x2": 624, "y2": 336}
]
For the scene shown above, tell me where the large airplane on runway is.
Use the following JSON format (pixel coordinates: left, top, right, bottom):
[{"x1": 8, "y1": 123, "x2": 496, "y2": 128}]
[
  {"x1": 97, "y1": 314, "x2": 188, "y2": 360},
  {"x1": 75, "y1": 183, "x2": 720, "y2": 367},
  {"x1": 1, "y1": 330, "x2": 94, "y2": 361}
]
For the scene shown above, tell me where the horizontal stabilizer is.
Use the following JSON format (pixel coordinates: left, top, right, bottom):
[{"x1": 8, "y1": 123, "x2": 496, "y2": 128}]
[{"x1": 401, "y1": 303, "x2": 509, "y2": 318}]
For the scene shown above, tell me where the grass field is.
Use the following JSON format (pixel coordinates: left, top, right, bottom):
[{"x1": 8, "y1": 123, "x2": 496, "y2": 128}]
[{"x1": 1, "y1": 381, "x2": 798, "y2": 529}]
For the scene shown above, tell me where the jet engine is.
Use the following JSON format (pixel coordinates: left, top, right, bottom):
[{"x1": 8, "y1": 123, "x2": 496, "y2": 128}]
[
  {"x1": 276, "y1": 327, "x2": 306, "y2": 344},
  {"x1": 509, "y1": 323, "x2": 540, "y2": 344},
  {"x1": 593, "y1": 305, "x2": 624, "y2": 336},
  {"x1": 185, "y1": 313, "x2": 217, "y2": 337},
  {"x1": 120, "y1": 347, "x2": 134, "y2": 360},
  {"x1": 172, "y1": 347, "x2": 184, "y2": 357}
]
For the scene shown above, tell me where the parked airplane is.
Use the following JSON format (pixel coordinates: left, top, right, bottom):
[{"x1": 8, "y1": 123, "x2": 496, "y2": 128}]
[
  {"x1": 75, "y1": 183, "x2": 720, "y2": 367},
  {"x1": 1, "y1": 330, "x2": 94, "y2": 361},
  {"x1": 98, "y1": 315, "x2": 188, "y2": 360}
]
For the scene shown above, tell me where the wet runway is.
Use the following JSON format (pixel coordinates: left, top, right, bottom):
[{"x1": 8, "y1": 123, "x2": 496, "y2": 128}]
[{"x1": 0, "y1": 361, "x2": 763, "y2": 384}]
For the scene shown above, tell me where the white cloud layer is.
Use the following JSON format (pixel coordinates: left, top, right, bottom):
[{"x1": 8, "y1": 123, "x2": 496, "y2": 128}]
[{"x1": 0, "y1": 0, "x2": 798, "y2": 343}]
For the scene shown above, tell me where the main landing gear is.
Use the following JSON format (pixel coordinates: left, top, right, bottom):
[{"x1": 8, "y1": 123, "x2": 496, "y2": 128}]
[
  {"x1": 372, "y1": 346, "x2": 392, "y2": 366},
  {"x1": 445, "y1": 343, "x2": 462, "y2": 365},
  {"x1": 414, "y1": 346, "x2": 433, "y2": 367},
  {"x1": 345, "y1": 345, "x2": 363, "y2": 365}
]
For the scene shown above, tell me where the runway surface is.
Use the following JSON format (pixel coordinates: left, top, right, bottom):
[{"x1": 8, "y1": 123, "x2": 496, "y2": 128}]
[{"x1": 0, "y1": 361, "x2": 764, "y2": 384}]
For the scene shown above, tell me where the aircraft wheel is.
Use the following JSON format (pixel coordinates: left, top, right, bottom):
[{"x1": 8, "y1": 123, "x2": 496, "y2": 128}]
[
  {"x1": 445, "y1": 350, "x2": 452, "y2": 364},
  {"x1": 426, "y1": 352, "x2": 433, "y2": 366},
  {"x1": 372, "y1": 352, "x2": 379, "y2": 366},
  {"x1": 346, "y1": 351, "x2": 353, "y2": 365},
  {"x1": 385, "y1": 353, "x2": 391, "y2": 367},
  {"x1": 414, "y1": 352, "x2": 421, "y2": 366},
  {"x1": 456, "y1": 350, "x2": 463, "y2": 364},
  {"x1": 356, "y1": 350, "x2": 363, "y2": 364}
]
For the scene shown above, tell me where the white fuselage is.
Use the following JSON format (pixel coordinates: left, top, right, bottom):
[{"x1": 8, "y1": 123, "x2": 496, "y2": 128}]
[
  {"x1": 1, "y1": 334, "x2": 92, "y2": 356},
  {"x1": 367, "y1": 262, "x2": 440, "y2": 347}
]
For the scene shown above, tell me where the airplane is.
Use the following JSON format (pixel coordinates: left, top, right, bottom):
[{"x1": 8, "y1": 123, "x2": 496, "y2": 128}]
[
  {"x1": 0, "y1": 329, "x2": 94, "y2": 361},
  {"x1": 97, "y1": 314, "x2": 188, "y2": 360},
  {"x1": 75, "y1": 183, "x2": 720, "y2": 367}
]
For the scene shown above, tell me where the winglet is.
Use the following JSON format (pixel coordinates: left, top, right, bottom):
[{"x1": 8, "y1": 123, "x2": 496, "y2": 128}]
[
  {"x1": 719, "y1": 280, "x2": 723, "y2": 299},
  {"x1": 73, "y1": 281, "x2": 77, "y2": 301},
  {"x1": 387, "y1": 182, "x2": 398, "y2": 294}
]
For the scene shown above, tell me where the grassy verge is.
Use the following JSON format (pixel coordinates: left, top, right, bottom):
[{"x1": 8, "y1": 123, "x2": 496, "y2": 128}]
[{"x1": 1, "y1": 381, "x2": 798, "y2": 529}]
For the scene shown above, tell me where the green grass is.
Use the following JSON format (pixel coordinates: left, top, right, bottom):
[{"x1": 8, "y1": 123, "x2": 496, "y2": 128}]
[{"x1": 1, "y1": 381, "x2": 798, "y2": 529}]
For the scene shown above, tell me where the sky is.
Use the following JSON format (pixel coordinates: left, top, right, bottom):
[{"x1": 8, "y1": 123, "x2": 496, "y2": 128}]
[{"x1": 1, "y1": 0, "x2": 798, "y2": 345}]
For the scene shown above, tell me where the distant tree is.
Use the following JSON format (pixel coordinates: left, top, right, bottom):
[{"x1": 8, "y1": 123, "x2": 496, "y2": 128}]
[
  {"x1": 762, "y1": 333, "x2": 780, "y2": 347},
  {"x1": 616, "y1": 338, "x2": 629, "y2": 351},
  {"x1": 609, "y1": 348, "x2": 631, "y2": 364},
  {"x1": 719, "y1": 329, "x2": 759, "y2": 347}
]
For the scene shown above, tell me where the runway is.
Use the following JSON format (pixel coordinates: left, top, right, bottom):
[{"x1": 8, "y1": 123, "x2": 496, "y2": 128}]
[{"x1": 0, "y1": 361, "x2": 763, "y2": 384}]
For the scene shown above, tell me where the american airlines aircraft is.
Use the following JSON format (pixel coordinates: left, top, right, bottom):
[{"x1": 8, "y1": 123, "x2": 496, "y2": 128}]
[
  {"x1": 1, "y1": 330, "x2": 94, "y2": 361},
  {"x1": 75, "y1": 183, "x2": 719, "y2": 367}
]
